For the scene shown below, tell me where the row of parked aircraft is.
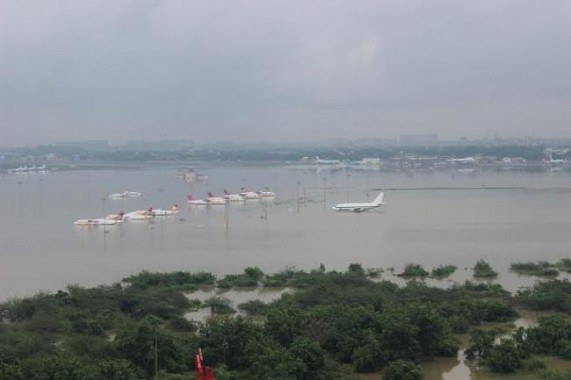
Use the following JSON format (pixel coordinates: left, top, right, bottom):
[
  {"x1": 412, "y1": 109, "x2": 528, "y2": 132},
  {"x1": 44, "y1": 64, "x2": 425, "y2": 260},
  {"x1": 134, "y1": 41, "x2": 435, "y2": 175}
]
[
  {"x1": 74, "y1": 188, "x2": 384, "y2": 226},
  {"x1": 187, "y1": 189, "x2": 276, "y2": 205},
  {"x1": 74, "y1": 205, "x2": 179, "y2": 226},
  {"x1": 74, "y1": 188, "x2": 277, "y2": 226}
]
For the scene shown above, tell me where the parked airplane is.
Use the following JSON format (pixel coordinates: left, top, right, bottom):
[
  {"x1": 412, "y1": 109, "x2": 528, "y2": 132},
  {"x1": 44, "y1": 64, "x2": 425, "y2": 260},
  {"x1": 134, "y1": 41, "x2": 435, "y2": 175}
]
[
  {"x1": 152, "y1": 205, "x2": 179, "y2": 216},
  {"x1": 545, "y1": 154, "x2": 567, "y2": 164},
  {"x1": 187, "y1": 195, "x2": 208, "y2": 205},
  {"x1": 207, "y1": 192, "x2": 227, "y2": 205},
  {"x1": 240, "y1": 188, "x2": 261, "y2": 200},
  {"x1": 313, "y1": 156, "x2": 342, "y2": 165},
  {"x1": 257, "y1": 188, "x2": 276, "y2": 198},
  {"x1": 223, "y1": 189, "x2": 245, "y2": 202},
  {"x1": 449, "y1": 157, "x2": 476, "y2": 164},
  {"x1": 332, "y1": 192, "x2": 385, "y2": 213}
]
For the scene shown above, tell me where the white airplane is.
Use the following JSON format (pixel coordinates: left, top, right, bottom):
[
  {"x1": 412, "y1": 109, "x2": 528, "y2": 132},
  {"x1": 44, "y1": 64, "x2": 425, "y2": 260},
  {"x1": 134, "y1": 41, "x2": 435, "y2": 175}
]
[
  {"x1": 332, "y1": 192, "x2": 385, "y2": 213},
  {"x1": 257, "y1": 188, "x2": 276, "y2": 198},
  {"x1": 187, "y1": 194, "x2": 208, "y2": 205},
  {"x1": 152, "y1": 205, "x2": 179, "y2": 216},
  {"x1": 449, "y1": 157, "x2": 476, "y2": 164},
  {"x1": 545, "y1": 154, "x2": 567, "y2": 164},
  {"x1": 240, "y1": 188, "x2": 261, "y2": 200},
  {"x1": 123, "y1": 207, "x2": 154, "y2": 220},
  {"x1": 223, "y1": 189, "x2": 245, "y2": 202},
  {"x1": 207, "y1": 192, "x2": 227, "y2": 205},
  {"x1": 313, "y1": 156, "x2": 342, "y2": 165}
]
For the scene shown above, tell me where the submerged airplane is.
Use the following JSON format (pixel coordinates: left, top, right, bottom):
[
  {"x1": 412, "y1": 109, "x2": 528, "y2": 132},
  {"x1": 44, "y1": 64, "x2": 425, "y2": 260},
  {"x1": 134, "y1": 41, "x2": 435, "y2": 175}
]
[{"x1": 332, "y1": 192, "x2": 385, "y2": 213}]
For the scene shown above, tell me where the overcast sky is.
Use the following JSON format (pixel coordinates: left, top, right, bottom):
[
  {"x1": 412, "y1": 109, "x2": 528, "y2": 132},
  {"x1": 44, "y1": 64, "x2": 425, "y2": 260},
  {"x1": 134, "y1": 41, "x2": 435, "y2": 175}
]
[{"x1": 1, "y1": 0, "x2": 571, "y2": 145}]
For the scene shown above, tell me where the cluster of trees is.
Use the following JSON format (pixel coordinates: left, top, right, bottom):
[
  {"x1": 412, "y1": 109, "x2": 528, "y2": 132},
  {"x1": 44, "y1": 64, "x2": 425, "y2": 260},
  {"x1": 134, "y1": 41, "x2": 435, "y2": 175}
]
[
  {"x1": 466, "y1": 315, "x2": 571, "y2": 375},
  {"x1": 5, "y1": 142, "x2": 560, "y2": 165},
  {"x1": 0, "y1": 264, "x2": 570, "y2": 379},
  {"x1": 510, "y1": 259, "x2": 571, "y2": 277},
  {"x1": 516, "y1": 279, "x2": 571, "y2": 314}
]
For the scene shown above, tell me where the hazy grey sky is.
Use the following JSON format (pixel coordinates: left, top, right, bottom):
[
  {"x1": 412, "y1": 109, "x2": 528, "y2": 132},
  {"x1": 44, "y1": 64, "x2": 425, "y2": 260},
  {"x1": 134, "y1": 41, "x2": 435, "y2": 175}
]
[{"x1": 1, "y1": 0, "x2": 571, "y2": 145}]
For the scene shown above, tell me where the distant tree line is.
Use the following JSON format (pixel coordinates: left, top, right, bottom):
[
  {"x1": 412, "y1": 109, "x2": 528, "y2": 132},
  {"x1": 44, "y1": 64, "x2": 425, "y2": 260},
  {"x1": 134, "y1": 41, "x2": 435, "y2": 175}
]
[{"x1": 2, "y1": 144, "x2": 563, "y2": 164}]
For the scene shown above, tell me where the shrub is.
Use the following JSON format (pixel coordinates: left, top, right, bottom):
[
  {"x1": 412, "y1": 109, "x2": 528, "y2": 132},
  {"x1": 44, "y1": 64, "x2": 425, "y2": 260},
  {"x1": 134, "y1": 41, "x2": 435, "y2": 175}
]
[
  {"x1": 473, "y1": 260, "x2": 497, "y2": 278},
  {"x1": 398, "y1": 264, "x2": 429, "y2": 278}
]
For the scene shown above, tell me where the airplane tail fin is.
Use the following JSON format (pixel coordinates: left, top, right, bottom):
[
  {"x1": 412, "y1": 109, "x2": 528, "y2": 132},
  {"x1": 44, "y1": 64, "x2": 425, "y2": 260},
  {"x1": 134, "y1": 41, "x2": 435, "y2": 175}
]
[
  {"x1": 373, "y1": 192, "x2": 384, "y2": 205},
  {"x1": 208, "y1": 192, "x2": 214, "y2": 198},
  {"x1": 224, "y1": 189, "x2": 229, "y2": 195},
  {"x1": 187, "y1": 195, "x2": 194, "y2": 201}
]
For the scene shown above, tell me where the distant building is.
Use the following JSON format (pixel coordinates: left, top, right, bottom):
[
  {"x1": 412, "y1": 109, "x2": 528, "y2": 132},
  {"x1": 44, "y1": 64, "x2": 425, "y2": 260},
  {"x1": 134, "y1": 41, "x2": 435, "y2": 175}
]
[
  {"x1": 125, "y1": 139, "x2": 196, "y2": 151},
  {"x1": 399, "y1": 134, "x2": 439, "y2": 147},
  {"x1": 215, "y1": 140, "x2": 234, "y2": 150},
  {"x1": 55, "y1": 140, "x2": 109, "y2": 151},
  {"x1": 358, "y1": 158, "x2": 382, "y2": 167}
]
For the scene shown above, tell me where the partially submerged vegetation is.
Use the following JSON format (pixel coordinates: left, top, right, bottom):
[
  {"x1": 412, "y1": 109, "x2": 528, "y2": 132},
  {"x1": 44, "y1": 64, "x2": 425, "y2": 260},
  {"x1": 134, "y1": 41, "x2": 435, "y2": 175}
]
[
  {"x1": 473, "y1": 259, "x2": 498, "y2": 278},
  {"x1": 510, "y1": 261, "x2": 559, "y2": 277},
  {"x1": 516, "y1": 279, "x2": 571, "y2": 313},
  {"x1": 431, "y1": 265, "x2": 458, "y2": 278},
  {"x1": 397, "y1": 263, "x2": 429, "y2": 278},
  {"x1": 507, "y1": 258, "x2": 571, "y2": 278},
  {"x1": 466, "y1": 315, "x2": 571, "y2": 376},
  {"x1": 0, "y1": 263, "x2": 570, "y2": 379}
]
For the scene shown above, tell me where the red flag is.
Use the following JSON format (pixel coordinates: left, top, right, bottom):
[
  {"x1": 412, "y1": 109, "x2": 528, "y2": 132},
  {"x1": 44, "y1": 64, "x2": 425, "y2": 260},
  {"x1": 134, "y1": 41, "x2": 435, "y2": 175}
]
[
  {"x1": 203, "y1": 367, "x2": 215, "y2": 380},
  {"x1": 195, "y1": 353, "x2": 204, "y2": 375},
  {"x1": 195, "y1": 348, "x2": 215, "y2": 380}
]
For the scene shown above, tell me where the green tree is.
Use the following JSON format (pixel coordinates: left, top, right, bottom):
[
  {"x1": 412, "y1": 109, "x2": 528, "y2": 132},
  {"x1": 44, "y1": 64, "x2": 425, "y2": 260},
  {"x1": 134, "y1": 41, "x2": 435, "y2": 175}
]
[
  {"x1": 91, "y1": 359, "x2": 142, "y2": 380},
  {"x1": 245, "y1": 335, "x2": 305, "y2": 380},
  {"x1": 486, "y1": 338, "x2": 523, "y2": 373},
  {"x1": 465, "y1": 329, "x2": 497, "y2": 360},
  {"x1": 114, "y1": 317, "x2": 185, "y2": 376},
  {"x1": 383, "y1": 360, "x2": 423, "y2": 380},
  {"x1": 352, "y1": 330, "x2": 382, "y2": 372},
  {"x1": 199, "y1": 316, "x2": 263, "y2": 370},
  {"x1": 265, "y1": 304, "x2": 303, "y2": 345},
  {"x1": 289, "y1": 337, "x2": 326, "y2": 379}
]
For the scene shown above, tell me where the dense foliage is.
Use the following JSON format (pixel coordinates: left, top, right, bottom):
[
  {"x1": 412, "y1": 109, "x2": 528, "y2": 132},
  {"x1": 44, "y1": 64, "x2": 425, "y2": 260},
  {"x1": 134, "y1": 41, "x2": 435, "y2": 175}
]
[
  {"x1": 1, "y1": 265, "x2": 569, "y2": 379},
  {"x1": 510, "y1": 261, "x2": 559, "y2": 277},
  {"x1": 516, "y1": 279, "x2": 571, "y2": 313}
]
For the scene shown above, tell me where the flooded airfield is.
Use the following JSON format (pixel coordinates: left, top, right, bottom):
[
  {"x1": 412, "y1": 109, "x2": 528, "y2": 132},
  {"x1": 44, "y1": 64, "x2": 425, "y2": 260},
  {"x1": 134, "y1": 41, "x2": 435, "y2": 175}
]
[
  {"x1": 3, "y1": 163, "x2": 571, "y2": 379},
  {"x1": 2, "y1": 164, "x2": 571, "y2": 299}
]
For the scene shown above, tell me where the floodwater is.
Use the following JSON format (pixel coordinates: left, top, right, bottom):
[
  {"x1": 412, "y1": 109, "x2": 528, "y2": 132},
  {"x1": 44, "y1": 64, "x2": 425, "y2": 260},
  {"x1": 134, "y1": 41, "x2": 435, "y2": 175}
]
[
  {"x1": 2, "y1": 164, "x2": 571, "y2": 299},
  {"x1": 2, "y1": 163, "x2": 571, "y2": 378}
]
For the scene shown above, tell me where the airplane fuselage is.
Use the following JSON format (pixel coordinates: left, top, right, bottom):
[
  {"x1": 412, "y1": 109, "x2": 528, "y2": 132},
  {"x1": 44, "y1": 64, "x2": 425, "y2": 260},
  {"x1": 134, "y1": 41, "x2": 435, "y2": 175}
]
[
  {"x1": 332, "y1": 191, "x2": 385, "y2": 213},
  {"x1": 331, "y1": 203, "x2": 382, "y2": 213}
]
